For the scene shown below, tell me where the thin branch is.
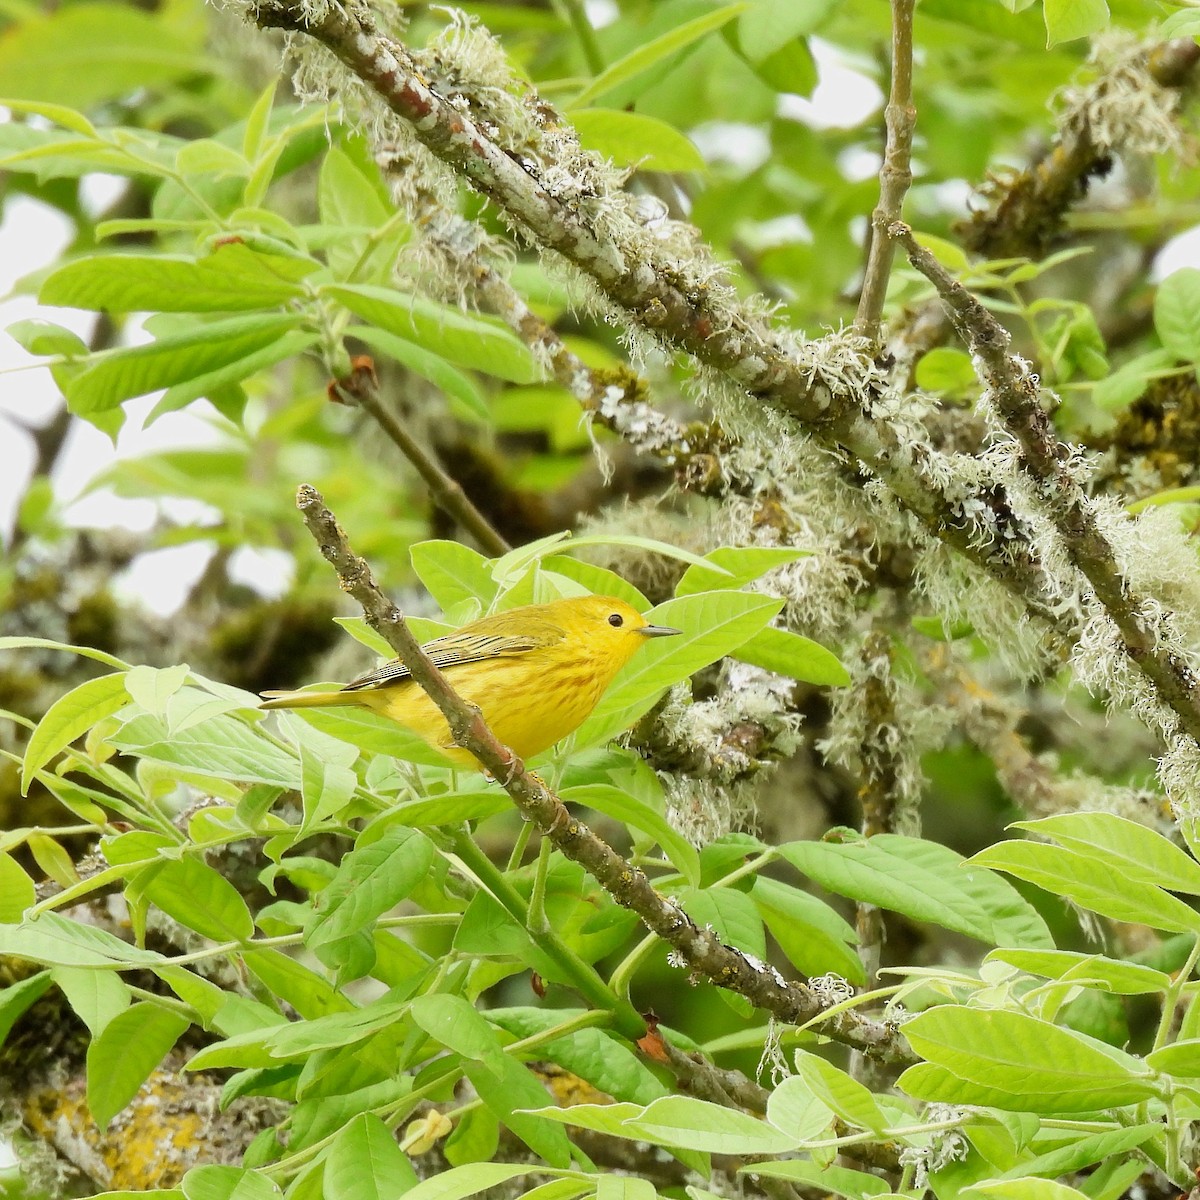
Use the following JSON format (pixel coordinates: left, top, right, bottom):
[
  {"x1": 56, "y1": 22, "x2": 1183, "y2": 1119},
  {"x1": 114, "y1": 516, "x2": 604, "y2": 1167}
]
[
  {"x1": 332, "y1": 356, "x2": 510, "y2": 556},
  {"x1": 855, "y1": 0, "x2": 917, "y2": 341},
  {"x1": 293, "y1": 483, "x2": 912, "y2": 1064},
  {"x1": 892, "y1": 220, "x2": 1200, "y2": 744}
]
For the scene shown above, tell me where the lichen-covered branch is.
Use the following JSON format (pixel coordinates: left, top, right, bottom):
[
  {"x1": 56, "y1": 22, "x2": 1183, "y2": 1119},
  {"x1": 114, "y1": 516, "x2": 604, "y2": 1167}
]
[
  {"x1": 250, "y1": 0, "x2": 1082, "y2": 645},
  {"x1": 294, "y1": 484, "x2": 911, "y2": 1062},
  {"x1": 856, "y1": 0, "x2": 917, "y2": 342},
  {"x1": 894, "y1": 222, "x2": 1200, "y2": 746}
]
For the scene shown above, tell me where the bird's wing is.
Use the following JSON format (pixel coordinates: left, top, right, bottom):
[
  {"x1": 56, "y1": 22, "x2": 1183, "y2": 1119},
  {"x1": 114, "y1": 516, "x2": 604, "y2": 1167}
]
[{"x1": 341, "y1": 625, "x2": 566, "y2": 693}]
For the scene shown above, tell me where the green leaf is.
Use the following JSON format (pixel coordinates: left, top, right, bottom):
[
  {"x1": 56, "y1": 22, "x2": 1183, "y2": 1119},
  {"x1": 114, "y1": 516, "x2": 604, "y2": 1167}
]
[
  {"x1": 622, "y1": 1095, "x2": 796, "y2": 1153},
  {"x1": 305, "y1": 828, "x2": 436, "y2": 983},
  {"x1": 571, "y1": 5, "x2": 748, "y2": 108},
  {"x1": 575, "y1": 591, "x2": 783, "y2": 749},
  {"x1": 0, "y1": 853, "x2": 36, "y2": 923},
  {"x1": 41, "y1": 245, "x2": 313, "y2": 313},
  {"x1": 752, "y1": 877, "x2": 864, "y2": 984},
  {"x1": 792, "y1": 1049, "x2": 887, "y2": 1133},
  {"x1": 680, "y1": 887, "x2": 765, "y2": 958},
  {"x1": 64, "y1": 313, "x2": 302, "y2": 416},
  {"x1": 1043, "y1": 0, "x2": 1109, "y2": 45},
  {"x1": 674, "y1": 547, "x2": 809, "y2": 597},
  {"x1": 108, "y1": 711, "x2": 302, "y2": 788},
  {"x1": 902, "y1": 1007, "x2": 1156, "y2": 1110},
  {"x1": 560, "y1": 784, "x2": 701, "y2": 886},
  {"x1": 995, "y1": 1124, "x2": 1160, "y2": 1182},
  {"x1": 410, "y1": 541, "x2": 498, "y2": 614},
  {"x1": 0, "y1": 5, "x2": 203, "y2": 108},
  {"x1": 572, "y1": 109, "x2": 705, "y2": 172},
  {"x1": 737, "y1": 0, "x2": 835, "y2": 58},
  {"x1": 733, "y1": 628, "x2": 850, "y2": 686},
  {"x1": 186, "y1": 997, "x2": 408, "y2": 1070},
  {"x1": 87, "y1": 1002, "x2": 191, "y2": 1128},
  {"x1": 137, "y1": 857, "x2": 256, "y2": 943},
  {"x1": 970, "y1": 1181, "x2": 1089, "y2": 1200},
  {"x1": 349, "y1": 326, "x2": 489, "y2": 423},
  {"x1": 969, "y1": 840, "x2": 1200, "y2": 934},
  {"x1": 747, "y1": 1161, "x2": 889, "y2": 1197},
  {"x1": 124, "y1": 664, "x2": 190, "y2": 717},
  {"x1": 324, "y1": 1112, "x2": 418, "y2": 1200},
  {"x1": 487, "y1": 1008, "x2": 667, "y2": 1105},
  {"x1": 182, "y1": 1165, "x2": 281, "y2": 1200},
  {"x1": 410, "y1": 993, "x2": 508, "y2": 1074},
  {"x1": 397, "y1": 1163, "x2": 552, "y2": 1200},
  {"x1": 464, "y1": 1056, "x2": 575, "y2": 1167},
  {"x1": 763, "y1": 1075, "x2": 835, "y2": 1143},
  {"x1": 383, "y1": 791, "x2": 512, "y2": 827},
  {"x1": 1155, "y1": 268, "x2": 1200, "y2": 362},
  {"x1": 0, "y1": 972, "x2": 54, "y2": 1048},
  {"x1": 282, "y1": 706, "x2": 453, "y2": 768},
  {"x1": 154, "y1": 351, "x2": 281, "y2": 425},
  {"x1": 541, "y1": 557, "x2": 649, "y2": 610},
  {"x1": 327, "y1": 284, "x2": 539, "y2": 384},
  {"x1": 0, "y1": 636, "x2": 129, "y2": 672},
  {"x1": 51, "y1": 966, "x2": 132, "y2": 1035},
  {"x1": 1011, "y1": 811, "x2": 1200, "y2": 896},
  {"x1": 296, "y1": 731, "x2": 358, "y2": 831},
  {"x1": 1160, "y1": 10, "x2": 1200, "y2": 39},
  {"x1": 915, "y1": 347, "x2": 978, "y2": 395},
  {"x1": 986, "y1": 949, "x2": 1171, "y2": 995},
  {"x1": 21, "y1": 671, "x2": 129, "y2": 794},
  {"x1": 780, "y1": 834, "x2": 1053, "y2": 948},
  {"x1": 7, "y1": 318, "x2": 89, "y2": 357},
  {"x1": 491, "y1": 531, "x2": 723, "y2": 585},
  {"x1": 318, "y1": 145, "x2": 391, "y2": 231}
]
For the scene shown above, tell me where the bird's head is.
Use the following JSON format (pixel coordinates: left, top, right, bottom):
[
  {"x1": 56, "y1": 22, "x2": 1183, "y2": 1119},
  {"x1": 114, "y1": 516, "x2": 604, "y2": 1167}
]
[{"x1": 557, "y1": 595, "x2": 681, "y2": 671}]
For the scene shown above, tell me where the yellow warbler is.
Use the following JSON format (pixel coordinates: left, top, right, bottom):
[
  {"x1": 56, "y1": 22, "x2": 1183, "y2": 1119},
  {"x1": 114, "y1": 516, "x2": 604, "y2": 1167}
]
[{"x1": 260, "y1": 595, "x2": 680, "y2": 769}]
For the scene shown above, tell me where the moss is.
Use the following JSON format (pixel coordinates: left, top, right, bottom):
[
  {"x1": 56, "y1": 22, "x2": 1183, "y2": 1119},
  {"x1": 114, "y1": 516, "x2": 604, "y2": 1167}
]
[
  {"x1": 208, "y1": 596, "x2": 339, "y2": 693},
  {"x1": 66, "y1": 590, "x2": 121, "y2": 655}
]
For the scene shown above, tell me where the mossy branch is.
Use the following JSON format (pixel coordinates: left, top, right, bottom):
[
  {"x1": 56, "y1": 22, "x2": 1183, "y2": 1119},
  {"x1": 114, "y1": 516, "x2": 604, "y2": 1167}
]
[{"x1": 893, "y1": 220, "x2": 1200, "y2": 744}]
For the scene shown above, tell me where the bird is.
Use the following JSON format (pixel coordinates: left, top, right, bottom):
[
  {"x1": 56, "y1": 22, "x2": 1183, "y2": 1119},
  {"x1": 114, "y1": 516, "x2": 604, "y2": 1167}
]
[{"x1": 260, "y1": 595, "x2": 681, "y2": 769}]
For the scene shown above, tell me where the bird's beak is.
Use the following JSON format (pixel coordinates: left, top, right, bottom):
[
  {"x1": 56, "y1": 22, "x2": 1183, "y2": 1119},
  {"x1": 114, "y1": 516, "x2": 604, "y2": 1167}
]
[{"x1": 637, "y1": 624, "x2": 682, "y2": 637}]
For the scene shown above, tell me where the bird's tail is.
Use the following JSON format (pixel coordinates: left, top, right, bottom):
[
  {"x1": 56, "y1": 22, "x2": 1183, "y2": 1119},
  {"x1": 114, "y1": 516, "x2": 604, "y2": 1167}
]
[{"x1": 259, "y1": 688, "x2": 357, "y2": 711}]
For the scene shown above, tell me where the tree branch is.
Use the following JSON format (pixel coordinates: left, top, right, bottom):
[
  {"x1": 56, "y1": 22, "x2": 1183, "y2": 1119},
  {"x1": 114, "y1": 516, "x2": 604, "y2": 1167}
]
[
  {"x1": 293, "y1": 483, "x2": 912, "y2": 1063},
  {"x1": 892, "y1": 221, "x2": 1200, "y2": 743},
  {"x1": 855, "y1": 0, "x2": 916, "y2": 342},
  {"x1": 332, "y1": 356, "x2": 511, "y2": 556}
]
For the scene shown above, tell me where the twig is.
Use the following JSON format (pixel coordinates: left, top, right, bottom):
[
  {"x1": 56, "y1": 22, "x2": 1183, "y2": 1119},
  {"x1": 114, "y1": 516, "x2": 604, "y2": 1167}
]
[
  {"x1": 332, "y1": 356, "x2": 510, "y2": 556},
  {"x1": 893, "y1": 221, "x2": 1200, "y2": 744},
  {"x1": 293, "y1": 483, "x2": 912, "y2": 1063},
  {"x1": 855, "y1": 0, "x2": 917, "y2": 342}
]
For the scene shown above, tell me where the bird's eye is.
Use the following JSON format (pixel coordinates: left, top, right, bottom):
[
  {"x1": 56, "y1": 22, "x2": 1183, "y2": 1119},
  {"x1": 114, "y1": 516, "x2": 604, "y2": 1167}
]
[{"x1": 607, "y1": 613, "x2": 624, "y2": 628}]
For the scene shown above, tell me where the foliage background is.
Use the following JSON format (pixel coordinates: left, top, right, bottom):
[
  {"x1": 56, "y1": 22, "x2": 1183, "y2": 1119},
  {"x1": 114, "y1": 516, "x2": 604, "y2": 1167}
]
[{"x1": 5, "y1": 0, "x2": 1200, "y2": 1197}]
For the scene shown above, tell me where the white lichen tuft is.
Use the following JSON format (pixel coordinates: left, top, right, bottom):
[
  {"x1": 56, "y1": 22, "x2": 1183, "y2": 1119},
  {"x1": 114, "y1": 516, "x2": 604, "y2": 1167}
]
[
  {"x1": 819, "y1": 639, "x2": 956, "y2": 830},
  {"x1": 1056, "y1": 33, "x2": 1188, "y2": 159},
  {"x1": 898, "y1": 1106, "x2": 970, "y2": 1188},
  {"x1": 409, "y1": 10, "x2": 540, "y2": 153}
]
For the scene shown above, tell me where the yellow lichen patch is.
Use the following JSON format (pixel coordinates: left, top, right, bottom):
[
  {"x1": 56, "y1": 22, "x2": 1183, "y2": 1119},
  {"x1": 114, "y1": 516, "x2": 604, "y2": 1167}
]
[{"x1": 23, "y1": 1069, "x2": 210, "y2": 1191}]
